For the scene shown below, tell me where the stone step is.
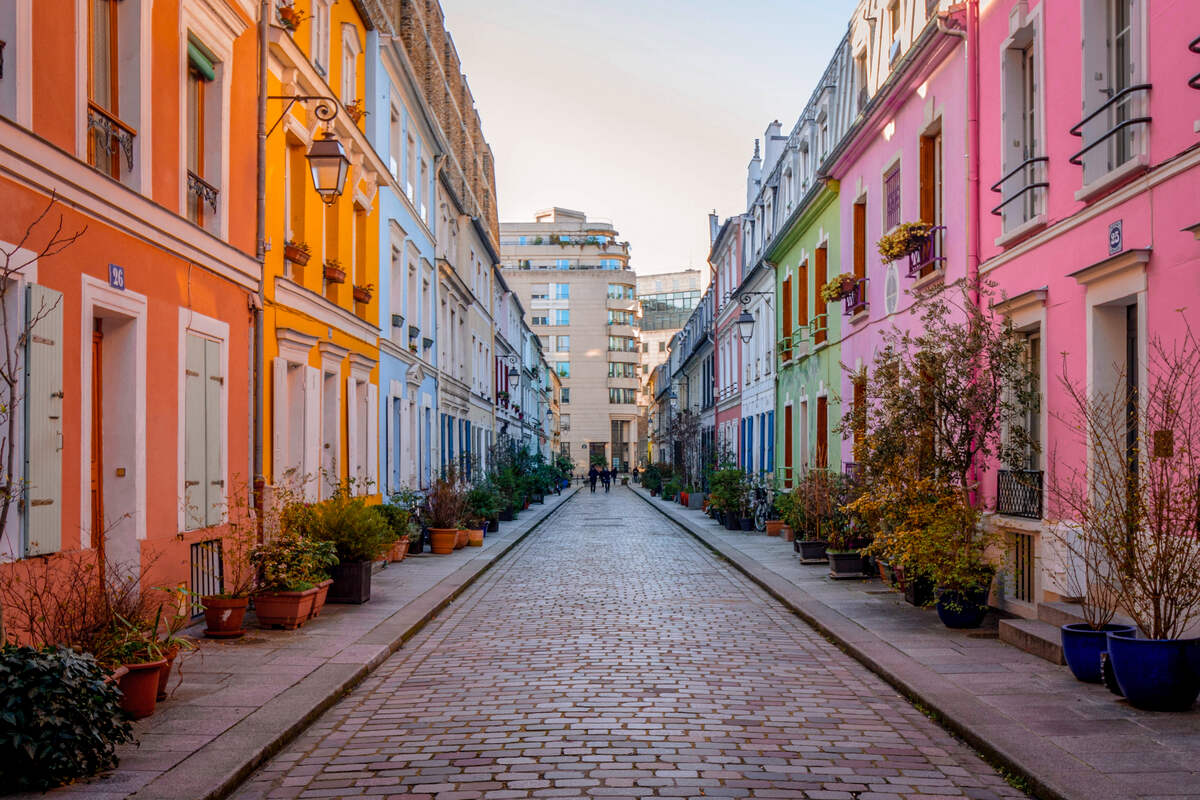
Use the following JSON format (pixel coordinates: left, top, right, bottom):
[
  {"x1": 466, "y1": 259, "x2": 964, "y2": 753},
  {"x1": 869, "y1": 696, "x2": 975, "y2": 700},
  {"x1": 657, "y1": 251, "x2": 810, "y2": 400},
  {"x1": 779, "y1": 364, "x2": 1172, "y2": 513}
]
[
  {"x1": 1037, "y1": 601, "x2": 1136, "y2": 629},
  {"x1": 998, "y1": 618, "x2": 1065, "y2": 665}
]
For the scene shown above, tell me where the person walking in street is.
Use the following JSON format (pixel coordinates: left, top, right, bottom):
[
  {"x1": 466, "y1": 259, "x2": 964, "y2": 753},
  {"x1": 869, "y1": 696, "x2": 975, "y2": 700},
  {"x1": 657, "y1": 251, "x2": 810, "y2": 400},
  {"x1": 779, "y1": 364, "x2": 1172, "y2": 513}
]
[
  {"x1": 601, "y1": 467, "x2": 611, "y2": 493},
  {"x1": 588, "y1": 465, "x2": 599, "y2": 493},
  {"x1": 632, "y1": 466, "x2": 639, "y2": 484}
]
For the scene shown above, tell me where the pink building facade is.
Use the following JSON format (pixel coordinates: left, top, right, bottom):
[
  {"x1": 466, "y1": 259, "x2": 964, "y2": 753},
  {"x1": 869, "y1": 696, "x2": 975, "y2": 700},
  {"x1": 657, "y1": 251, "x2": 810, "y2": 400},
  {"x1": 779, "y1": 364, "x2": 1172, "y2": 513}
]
[{"x1": 711, "y1": 214, "x2": 745, "y2": 463}]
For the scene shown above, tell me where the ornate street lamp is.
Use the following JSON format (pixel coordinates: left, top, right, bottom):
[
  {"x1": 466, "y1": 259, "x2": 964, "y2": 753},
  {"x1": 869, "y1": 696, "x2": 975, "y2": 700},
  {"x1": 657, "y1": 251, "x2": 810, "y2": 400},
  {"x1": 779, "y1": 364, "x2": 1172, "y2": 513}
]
[
  {"x1": 736, "y1": 309, "x2": 756, "y2": 344},
  {"x1": 306, "y1": 130, "x2": 351, "y2": 205}
]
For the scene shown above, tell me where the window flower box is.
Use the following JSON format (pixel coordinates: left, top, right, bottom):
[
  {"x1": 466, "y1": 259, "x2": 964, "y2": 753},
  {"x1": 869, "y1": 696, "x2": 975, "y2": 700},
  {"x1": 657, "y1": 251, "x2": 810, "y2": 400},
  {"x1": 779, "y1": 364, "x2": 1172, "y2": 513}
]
[
  {"x1": 283, "y1": 240, "x2": 311, "y2": 266},
  {"x1": 352, "y1": 283, "x2": 373, "y2": 303},
  {"x1": 323, "y1": 260, "x2": 346, "y2": 284},
  {"x1": 876, "y1": 222, "x2": 932, "y2": 262},
  {"x1": 820, "y1": 272, "x2": 856, "y2": 303}
]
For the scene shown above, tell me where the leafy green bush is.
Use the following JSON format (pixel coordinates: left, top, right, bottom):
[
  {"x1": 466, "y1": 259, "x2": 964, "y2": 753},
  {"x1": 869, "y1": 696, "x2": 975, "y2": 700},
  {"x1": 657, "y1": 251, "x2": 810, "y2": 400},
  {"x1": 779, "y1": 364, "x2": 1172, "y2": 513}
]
[
  {"x1": 289, "y1": 493, "x2": 393, "y2": 563},
  {"x1": 372, "y1": 502, "x2": 417, "y2": 543},
  {"x1": 0, "y1": 645, "x2": 133, "y2": 791},
  {"x1": 251, "y1": 530, "x2": 338, "y2": 591},
  {"x1": 661, "y1": 476, "x2": 681, "y2": 499},
  {"x1": 708, "y1": 468, "x2": 747, "y2": 514},
  {"x1": 641, "y1": 464, "x2": 662, "y2": 492},
  {"x1": 464, "y1": 483, "x2": 501, "y2": 526}
]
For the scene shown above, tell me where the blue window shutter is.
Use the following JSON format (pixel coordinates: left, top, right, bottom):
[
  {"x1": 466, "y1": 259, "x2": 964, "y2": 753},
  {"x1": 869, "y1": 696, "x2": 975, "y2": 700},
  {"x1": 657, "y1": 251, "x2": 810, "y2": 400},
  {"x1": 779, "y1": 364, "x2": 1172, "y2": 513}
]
[{"x1": 767, "y1": 411, "x2": 775, "y2": 471}]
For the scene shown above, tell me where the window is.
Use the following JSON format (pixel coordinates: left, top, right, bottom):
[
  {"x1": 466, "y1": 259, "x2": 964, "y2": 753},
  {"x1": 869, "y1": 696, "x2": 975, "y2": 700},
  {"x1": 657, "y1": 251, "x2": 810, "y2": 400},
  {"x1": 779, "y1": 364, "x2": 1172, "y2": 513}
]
[
  {"x1": 608, "y1": 388, "x2": 636, "y2": 404},
  {"x1": 608, "y1": 310, "x2": 634, "y2": 325},
  {"x1": 419, "y1": 159, "x2": 429, "y2": 221},
  {"x1": 185, "y1": 42, "x2": 216, "y2": 229},
  {"x1": 551, "y1": 282, "x2": 569, "y2": 299},
  {"x1": 609, "y1": 336, "x2": 636, "y2": 352},
  {"x1": 855, "y1": 53, "x2": 869, "y2": 111},
  {"x1": 781, "y1": 274, "x2": 792, "y2": 359},
  {"x1": 531, "y1": 286, "x2": 548, "y2": 300},
  {"x1": 999, "y1": 20, "x2": 1045, "y2": 231},
  {"x1": 889, "y1": 0, "x2": 900, "y2": 40},
  {"x1": 919, "y1": 130, "x2": 942, "y2": 272},
  {"x1": 813, "y1": 246, "x2": 828, "y2": 346},
  {"x1": 555, "y1": 258, "x2": 570, "y2": 270},
  {"x1": 600, "y1": 259, "x2": 620, "y2": 269},
  {"x1": 657, "y1": 341, "x2": 665, "y2": 352},
  {"x1": 561, "y1": 414, "x2": 571, "y2": 431},
  {"x1": 341, "y1": 26, "x2": 360, "y2": 105},
  {"x1": 554, "y1": 309, "x2": 570, "y2": 326},
  {"x1": 853, "y1": 201, "x2": 866, "y2": 281},
  {"x1": 405, "y1": 134, "x2": 416, "y2": 199},
  {"x1": 1079, "y1": 0, "x2": 1145, "y2": 185},
  {"x1": 607, "y1": 284, "x2": 634, "y2": 299},
  {"x1": 1023, "y1": 331, "x2": 1041, "y2": 470},
  {"x1": 183, "y1": 333, "x2": 224, "y2": 529},
  {"x1": 555, "y1": 361, "x2": 570, "y2": 377},
  {"x1": 884, "y1": 164, "x2": 901, "y2": 230},
  {"x1": 87, "y1": 0, "x2": 135, "y2": 180},
  {"x1": 609, "y1": 362, "x2": 636, "y2": 378},
  {"x1": 531, "y1": 314, "x2": 548, "y2": 326},
  {"x1": 561, "y1": 388, "x2": 570, "y2": 403},
  {"x1": 388, "y1": 108, "x2": 402, "y2": 179},
  {"x1": 310, "y1": 0, "x2": 331, "y2": 75},
  {"x1": 556, "y1": 335, "x2": 570, "y2": 351}
]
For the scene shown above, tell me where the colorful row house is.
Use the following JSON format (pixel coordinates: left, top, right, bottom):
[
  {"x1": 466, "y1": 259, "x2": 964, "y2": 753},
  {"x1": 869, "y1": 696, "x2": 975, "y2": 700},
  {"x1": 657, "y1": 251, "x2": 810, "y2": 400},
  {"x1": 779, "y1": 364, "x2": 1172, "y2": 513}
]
[{"x1": 0, "y1": 0, "x2": 261, "y2": 601}]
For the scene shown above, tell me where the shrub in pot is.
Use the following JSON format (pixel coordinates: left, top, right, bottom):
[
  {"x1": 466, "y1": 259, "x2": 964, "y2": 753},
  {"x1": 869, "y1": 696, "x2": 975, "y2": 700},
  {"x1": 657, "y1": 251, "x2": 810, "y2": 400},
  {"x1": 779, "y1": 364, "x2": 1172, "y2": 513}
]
[
  {"x1": 93, "y1": 614, "x2": 168, "y2": 719},
  {"x1": 250, "y1": 530, "x2": 338, "y2": 628},
  {"x1": 641, "y1": 464, "x2": 662, "y2": 495},
  {"x1": 465, "y1": 483, "x2": 501, "y2": 542},
  {"x1": 0, "y1": 646, "x2": 133, "y2": 791},
  {"x1": 373, "y1": 502, "x2": 416, "y2": 564},
  {"x1": 825, "y1": 524, "x2": 864, "y2": 580},
  {"x1": 197, "y1": 482, "x2": 263, "y2": 638},
  {"x1": 288, "y1": 490, "x2": 391, "y2": 604},
  {"x1": 424, "y1": 470, "x2": 465, "y2": 554}
]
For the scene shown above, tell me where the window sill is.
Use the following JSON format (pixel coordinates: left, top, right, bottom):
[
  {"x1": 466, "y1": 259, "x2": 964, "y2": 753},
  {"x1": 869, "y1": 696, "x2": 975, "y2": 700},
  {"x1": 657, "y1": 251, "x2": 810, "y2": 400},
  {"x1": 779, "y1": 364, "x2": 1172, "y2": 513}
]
[
  {"x1": 994, "y1": 213, "x2": 1048, "y2": 249},
  {"x1": 909, "y1": 268, "x2": 945, "y2": 294},
  {"x1": 849, "y1": 308, "x2": 869, "y2": 325},
  {"x1": 1073, "y1": 154, "x2": 1149, "y2": 204}
]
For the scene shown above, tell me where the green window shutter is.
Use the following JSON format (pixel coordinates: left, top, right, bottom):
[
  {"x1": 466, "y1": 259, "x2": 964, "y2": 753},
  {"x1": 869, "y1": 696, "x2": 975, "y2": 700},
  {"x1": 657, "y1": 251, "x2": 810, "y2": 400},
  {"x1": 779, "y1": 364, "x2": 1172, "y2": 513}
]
[
  {"x1": 188, "y1": 41, "x2": 216, "y2": 81},
  {"x1": 183, "y1": 334, "x2": 206, "y2": 530},
  {"x1": 24, "y1": 284, "x2": 64, "y2": 556},
  {"x1": 203, "y1": 338, "x2": 223, "y2": 527}
]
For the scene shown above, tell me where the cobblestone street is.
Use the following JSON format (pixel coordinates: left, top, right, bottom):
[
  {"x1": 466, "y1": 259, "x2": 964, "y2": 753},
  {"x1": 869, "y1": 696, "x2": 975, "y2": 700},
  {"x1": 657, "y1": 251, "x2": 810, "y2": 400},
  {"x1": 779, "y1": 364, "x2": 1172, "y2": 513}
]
[{"x1": 232, "y1": 487, "x2": 1026, "y2": 800}]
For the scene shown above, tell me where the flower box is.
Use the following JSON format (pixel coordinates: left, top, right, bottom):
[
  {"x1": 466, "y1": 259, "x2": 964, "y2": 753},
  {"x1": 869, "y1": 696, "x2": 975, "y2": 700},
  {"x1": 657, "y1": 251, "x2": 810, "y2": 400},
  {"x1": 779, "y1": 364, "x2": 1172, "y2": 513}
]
[
  {"x1": 283, "y1": 241, "x2": 311, "y2": 266},
  {"x1": 352, "y1": 284, "x2": 373, "y2": 303},
  {"x1": 323, "y1": 262, "x2": 346, "y2": 284}
]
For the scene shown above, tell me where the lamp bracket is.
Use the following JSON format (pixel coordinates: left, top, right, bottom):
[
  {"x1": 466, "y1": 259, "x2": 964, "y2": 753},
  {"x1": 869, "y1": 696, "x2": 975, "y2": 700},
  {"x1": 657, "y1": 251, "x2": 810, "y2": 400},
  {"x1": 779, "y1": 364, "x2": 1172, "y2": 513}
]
[
  {"x1": 738, "y1": 291, "x2": 773, "y2": 309},
  {"x1": 267, "y1": 94, "x2": 340, "y2": 138}
]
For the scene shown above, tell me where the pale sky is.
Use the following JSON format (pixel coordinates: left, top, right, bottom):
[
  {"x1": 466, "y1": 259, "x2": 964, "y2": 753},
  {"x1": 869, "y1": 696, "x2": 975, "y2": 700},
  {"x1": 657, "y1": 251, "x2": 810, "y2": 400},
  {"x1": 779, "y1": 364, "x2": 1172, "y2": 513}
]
[{"x1": 440, "y1": 0, "x2": 860, "y2": 277}]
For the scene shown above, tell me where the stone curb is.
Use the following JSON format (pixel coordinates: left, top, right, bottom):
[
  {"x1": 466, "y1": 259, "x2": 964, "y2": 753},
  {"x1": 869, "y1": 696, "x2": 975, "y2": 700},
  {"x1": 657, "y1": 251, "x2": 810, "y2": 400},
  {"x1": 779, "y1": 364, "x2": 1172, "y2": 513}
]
[
  {"x1": 632, "y1": 487, "x2": 1122, "y2": 800},
  {"x1": 127, "y1": 487, "x2": 580, "y2": 800}
]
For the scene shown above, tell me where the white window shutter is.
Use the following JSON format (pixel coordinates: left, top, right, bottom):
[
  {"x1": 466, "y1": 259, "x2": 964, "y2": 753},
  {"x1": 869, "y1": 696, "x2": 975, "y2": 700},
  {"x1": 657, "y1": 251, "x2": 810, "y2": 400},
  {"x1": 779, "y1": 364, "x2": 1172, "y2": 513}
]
[
  {"x1": 183, "y1": 334, "x2": 206, "y2": 530},
  {"x1": 366, "y1": 383, "x2": 378, "y2": 492},
  {"x1": 24, "y1": 284, "x2": 63, "y2": 556},
  {"x1": 272, "y1": 357, "x2": 288, "y2": 482},
  {"x1": 303, "y1": 366, "x2": 321, "y2": 500},
  {"x1": 345, "y1": 377, "x2": 359, "y2": 489},
  {"x1": 204, "y1": 338, "x2": 223, "y2": 526},
  {"x1": 399, "y1": 396, "x2": 410, "y2": 485}
]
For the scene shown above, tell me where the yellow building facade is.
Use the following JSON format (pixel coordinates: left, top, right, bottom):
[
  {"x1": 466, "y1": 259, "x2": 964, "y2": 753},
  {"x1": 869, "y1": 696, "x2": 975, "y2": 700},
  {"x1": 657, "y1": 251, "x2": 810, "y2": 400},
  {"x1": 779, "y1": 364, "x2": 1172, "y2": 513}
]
[{"x1": 262, "y1": 0, "x2": 386, "y2": 500}]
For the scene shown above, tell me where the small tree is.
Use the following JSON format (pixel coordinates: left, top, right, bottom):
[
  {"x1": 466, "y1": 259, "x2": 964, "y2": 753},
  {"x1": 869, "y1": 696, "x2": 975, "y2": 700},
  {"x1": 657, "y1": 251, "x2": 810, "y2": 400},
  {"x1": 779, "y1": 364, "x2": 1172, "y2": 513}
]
[{"x1": 1050, "y1": 319, "x2": 1200, "y2": 639}]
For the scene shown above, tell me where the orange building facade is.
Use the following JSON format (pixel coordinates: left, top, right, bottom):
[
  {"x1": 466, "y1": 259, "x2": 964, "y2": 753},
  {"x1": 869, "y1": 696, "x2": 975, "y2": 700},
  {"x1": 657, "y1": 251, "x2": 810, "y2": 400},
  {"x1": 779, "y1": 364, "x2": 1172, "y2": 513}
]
[{"x1": 0, "y1": 0, "x2": 262, "y2": 621}]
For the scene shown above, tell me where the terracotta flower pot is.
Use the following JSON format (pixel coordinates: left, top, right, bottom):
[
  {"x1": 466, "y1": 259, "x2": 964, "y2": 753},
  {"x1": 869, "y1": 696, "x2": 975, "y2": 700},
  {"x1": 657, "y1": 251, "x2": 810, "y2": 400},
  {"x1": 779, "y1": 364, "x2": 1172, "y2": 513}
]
[
  {"x1": 352, "y1": 285, "x2": 372, "y2": 303},
  {"x1": 254, "y1": 588, "x2": 318, "y2": 629},
  {"x1": 118, "y1": 659, "x2": 168, "y2": 719},
  {"x1": 782, "y1": 525, "x2": 795, "y2": 542},
  {"x1": 283, "y1": 243, "x2": 310, "y2": 265},
  {"x1": 388, "y1": 538, "x2": 409, "y2": 562},
  {"x1": 468, "y1": 529, "x2": 485, "y2": 547},
  {"x1": 455, "y1": 529, "x2": 468, "y2": 549},
  {"x1": 311, "y1": 578, "x2": 334, "y2": 618},
  {"x1": 156, "y1": 644, "x2": 181, "y2": 702},
  {"x1": 429, "y1": 528, "x2": 457, "y2": 554},
  {"x1": 765, "y1": 520, "x2": 784, "y2": 537},
  {"x1": 323, "y1": 264, "x2": 346, "y2": 284},
  {"x1": 202, "y1": 596, "x2": 248, "y2": 639}
]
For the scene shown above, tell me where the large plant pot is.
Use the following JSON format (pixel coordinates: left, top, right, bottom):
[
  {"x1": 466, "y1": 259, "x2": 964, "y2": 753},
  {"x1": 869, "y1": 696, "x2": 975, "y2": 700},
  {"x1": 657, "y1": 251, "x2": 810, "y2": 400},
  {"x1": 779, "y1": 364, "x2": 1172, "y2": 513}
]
[
  {"x1": 739, "y1": 517, "x2": 754, "y2": 531},
  {"x1": 662, "y1": 492, "x2": 676, "y2": 502},
  {"x1": 687, "y1": 492, "x2": 705, "y2": 510},
  {"x1": 935, "y1": 586, "x2": 991, "y2": 629},
  {"x1": 680, "y1": 491, "x2": 689, "y2": 506},
  {"x1": 156, "y1": 644, "x2": 181, "y2": 702},
  {"x1": 782, "y1": 525, "x2": 795, "y2": 542},
  {"x1": 388, "y1": 538, "x2": 410, "y2": 563},
  {"x1": 723, "y1": 513, "x2": 738, "y2": 531},
  {"x1": 488, "y1": 517, "x2": 500, "y2": 533},
  {"x1": 499, "y1": 507, "x2": 515, "y2": 522},
  {"x1": 255, "y1": 588, "x2": 318, "y2": 629},
  {"x1": 329, "y1": 560, "x2": 372, "y2": 604},
  {"x1": 311, "y1": 578, "x2": 333, "y2": 617},
  {"x1": 429, "y1": 528, "x2": 457, "y2": 554},
  {"x1": 118, "y1": 659, "x2": 168, "y2": 719},
  {"x1": 797, "y1": 540, "x2": 828, "y2": 563},
  {"x1": 468, "y1": 529, "x2": 485, "y2": 547},
  {"x1": 1061, "y1": 623, "x2": 1137, "y2": 683},
  {"x1": 410, "y1": 530, "x2": 425, "y2": 554},
  {"x1": 202, "y1": 596, "x2": 248, "y2": 639},
  {"x1": 454, "y1": 529, "x2": 468, "y2": 550},
  {"x1": 903, "y1": 573, "x2": 935, "y2": 607},
  {"x1": 1106, "y1": 631, "x2": 1200, "y2": 711},
  {"x1": 765, "y1": 520, "x2": 783, "y2": 537},
  {"x1": 828, "y1": 551, "x2": 864, "y2": 579}
]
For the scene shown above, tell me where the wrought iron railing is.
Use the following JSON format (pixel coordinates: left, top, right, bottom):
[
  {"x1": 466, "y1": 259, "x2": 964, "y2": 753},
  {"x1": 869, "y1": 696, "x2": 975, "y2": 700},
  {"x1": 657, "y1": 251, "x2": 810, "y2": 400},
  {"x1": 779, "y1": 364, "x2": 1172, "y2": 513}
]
[
  {"x1": 187, "y1": 170, "x2": 220, "y2": 223},
  {"x1": 843, "y1": 461, "x2": 862, "y2": 482},
  {"x1": 809, "y1": 313, "x2": 828, "y2": 342},
  {"x1": 1189, "y1": 35, "x2": 1200, "y2": 91},
  {"x1": 996, "y1": 469, "x2": 1043, "y2": 519},
  {"x1": 1067, "y1": 83, "x2": 1152, "y2": 168},
  {"x1": 842, "y1": 277, "x2": 867, "y2": 317},
  {"x1": 189, "y1": 539, "x2": 224, "y2": 616},
  {"x1": 989, "y1": 155, "x2": 1049, "y2": 218},
  {"x1": 87, "y1": 101, "x2": 136, "y2": 178},
  {"x1": 905, "y1": 225, "x2": 946, "y2": 278}
]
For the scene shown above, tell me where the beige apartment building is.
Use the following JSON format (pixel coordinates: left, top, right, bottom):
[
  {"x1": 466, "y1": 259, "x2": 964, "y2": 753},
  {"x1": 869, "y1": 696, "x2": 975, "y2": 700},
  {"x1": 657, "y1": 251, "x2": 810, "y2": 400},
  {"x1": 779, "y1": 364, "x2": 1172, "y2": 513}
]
[{"x1": 500, "y1": 208, "x2": 640, "y2": 471}]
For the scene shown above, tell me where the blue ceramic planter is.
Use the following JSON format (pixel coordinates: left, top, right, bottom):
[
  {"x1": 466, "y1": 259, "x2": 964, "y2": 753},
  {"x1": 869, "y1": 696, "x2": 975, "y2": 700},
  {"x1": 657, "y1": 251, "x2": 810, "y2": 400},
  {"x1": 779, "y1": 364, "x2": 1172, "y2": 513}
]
[
  {"x1": 1107, "y1": 630, "x2": 1200, "y2": 711},
  {"x1": 935, "y1": 586, "x2": 990, "y2": 629},
  {"x1": 1060, "y1": 623, "x2": 1136, "y2": 683}
]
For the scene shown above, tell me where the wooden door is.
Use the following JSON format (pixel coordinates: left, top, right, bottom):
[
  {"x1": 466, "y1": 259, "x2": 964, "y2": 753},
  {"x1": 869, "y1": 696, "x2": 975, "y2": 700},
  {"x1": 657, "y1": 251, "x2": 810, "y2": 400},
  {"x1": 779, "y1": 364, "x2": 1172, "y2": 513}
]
[
  {"x1": 816, "y1": 396, "x2": 828, "y2": 469},
  {"x1": 783, "y1": 405, "x2": 794, "y2": 488}
]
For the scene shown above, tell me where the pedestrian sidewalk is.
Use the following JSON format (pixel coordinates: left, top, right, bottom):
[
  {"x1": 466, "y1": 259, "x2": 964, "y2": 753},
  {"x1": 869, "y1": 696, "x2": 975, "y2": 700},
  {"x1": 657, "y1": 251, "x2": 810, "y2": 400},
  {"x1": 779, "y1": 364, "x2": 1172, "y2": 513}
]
[
  {"x1": 19, "y1": 488, "x2": 578, "y2": 800},
  {"x1": 633, "y1": 487, "x2": 1200, "y2": 800}
]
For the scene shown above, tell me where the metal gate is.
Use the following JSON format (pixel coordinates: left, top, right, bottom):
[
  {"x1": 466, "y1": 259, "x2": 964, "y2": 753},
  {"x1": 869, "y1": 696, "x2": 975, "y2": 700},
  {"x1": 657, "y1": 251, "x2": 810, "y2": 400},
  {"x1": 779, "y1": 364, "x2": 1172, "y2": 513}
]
[{"x1": 189, "y1": 539, "x2": 224, "y2": 616}]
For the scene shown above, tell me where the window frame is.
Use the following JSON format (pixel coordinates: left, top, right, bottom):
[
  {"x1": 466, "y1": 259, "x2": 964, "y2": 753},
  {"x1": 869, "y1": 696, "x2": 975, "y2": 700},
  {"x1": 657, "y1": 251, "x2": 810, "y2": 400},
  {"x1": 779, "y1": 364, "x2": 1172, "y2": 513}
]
[{"x1": 177, "y1": 309, "x2": 229, "y2": 533}]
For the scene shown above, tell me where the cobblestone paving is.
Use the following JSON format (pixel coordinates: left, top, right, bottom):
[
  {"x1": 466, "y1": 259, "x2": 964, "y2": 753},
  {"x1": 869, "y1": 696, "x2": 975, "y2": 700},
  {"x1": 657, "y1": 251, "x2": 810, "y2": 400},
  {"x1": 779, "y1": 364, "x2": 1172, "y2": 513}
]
[{"x1": 232, "y1": 487, "x2": 1027, "y2": 800}]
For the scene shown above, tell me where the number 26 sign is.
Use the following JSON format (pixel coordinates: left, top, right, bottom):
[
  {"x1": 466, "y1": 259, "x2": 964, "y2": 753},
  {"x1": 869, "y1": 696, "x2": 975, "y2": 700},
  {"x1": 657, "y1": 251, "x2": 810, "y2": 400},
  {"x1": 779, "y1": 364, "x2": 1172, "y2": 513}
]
[{"x1": 108, "y1": 264, "x2": 125, "y2": 291}]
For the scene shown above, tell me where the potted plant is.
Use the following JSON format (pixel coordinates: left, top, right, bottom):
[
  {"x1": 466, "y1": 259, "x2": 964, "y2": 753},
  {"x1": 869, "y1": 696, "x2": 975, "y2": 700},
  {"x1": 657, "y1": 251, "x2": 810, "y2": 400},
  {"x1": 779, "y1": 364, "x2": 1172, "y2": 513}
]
[
  {"x1": 343, "y1": 98, "x2": 367, "y2": 124},
  {"x1": 641, "y1": 464, "x2": 662, "y2": 496},
  {"x1": 425, "y1": 471, "x2": 465, "y2": 554},
  {"x1": 875, "y1": 221, "x2": 932, "y2": 262},
  {"x1": 283, "y1": 239, "x2": 311, "y2": 266},
  {"x1": 0, "y1": 645, "x2": 134, "y2": 791},
  {"x1": 294, "y1": 489, "x2": 392, "y2": 604},
  {"x1": 250, "y1": 530, "x2": 337, "y2": 628},
  {"x1": 323, "y1": 259, "x2": 346, "y2": 284},
  {"x1": 352, "y1": 283, "x2": 373, "y2": 304},
  {"x1": 199, "y1": 488, "x2": 260, "y2": 638},
  {"x1": 1052, "y1": 322, "x2": 1200, "y2": 708},
  {"x1": 95, "y1": 615, "x2": 167, "y2": 719},
  {"x1": 373, "y1": 503, "x2": 415, "y2": 563},
  {"x1": 277, "y1": 2, "x2": 307, "y2": 31},
  {"x1": 820, "y1": 272, "x2": 857, "y2": 303},
  {"x1": 661, "y1": 476, "x2": 679, "y2": 502}
]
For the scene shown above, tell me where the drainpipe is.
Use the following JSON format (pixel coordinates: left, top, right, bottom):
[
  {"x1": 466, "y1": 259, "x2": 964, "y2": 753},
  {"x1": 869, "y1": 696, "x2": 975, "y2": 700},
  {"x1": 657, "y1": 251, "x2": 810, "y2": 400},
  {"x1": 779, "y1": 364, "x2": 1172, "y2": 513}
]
[
  {"x1": 966, "y1": 0, "x2": 981, "y2": 309},
  {"x1": 253, "y1": 0, "x2": 268, "y2": 530}
]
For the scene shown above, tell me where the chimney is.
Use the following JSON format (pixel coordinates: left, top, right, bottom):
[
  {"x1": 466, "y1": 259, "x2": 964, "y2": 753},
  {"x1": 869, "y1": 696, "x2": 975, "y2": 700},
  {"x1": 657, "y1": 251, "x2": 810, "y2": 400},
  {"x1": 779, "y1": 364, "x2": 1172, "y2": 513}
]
[
  {"x1": 746, "y1": 139, "x2": 762, "y2": 208},
  {"x1": 708, "y1": 211, "x2": 720, "y2": 245},
  {"x1": 762, "y1": 120, "x2": 785, "y2": 174}
]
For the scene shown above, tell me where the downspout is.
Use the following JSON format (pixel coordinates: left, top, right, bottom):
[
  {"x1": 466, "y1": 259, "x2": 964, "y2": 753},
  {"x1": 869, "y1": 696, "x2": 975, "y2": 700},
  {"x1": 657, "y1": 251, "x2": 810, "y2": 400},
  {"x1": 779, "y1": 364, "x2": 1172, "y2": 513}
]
[
  {"x1": 966, "y1": 0, "x2": 981, "y2": 309},
  {"x1": 253, "y1": 0, "x2": 268, "y2": 530}
]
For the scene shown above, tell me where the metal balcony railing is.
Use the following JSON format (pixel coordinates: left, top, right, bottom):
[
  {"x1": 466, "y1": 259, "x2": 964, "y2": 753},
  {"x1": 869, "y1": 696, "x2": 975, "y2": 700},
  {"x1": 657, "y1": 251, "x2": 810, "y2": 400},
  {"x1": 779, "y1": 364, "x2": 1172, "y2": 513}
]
[
  {"x1": 809, "y1": 313, "x2": 828, "y2": 343},
  {"x1": 996, "y1": 469, "x2": 1043, "y2": 519},
  {"x1": 87, "y1": 101, "x2": 136, "y2": 178},
  {"x1": 1189, "y1": 35, "x2": 1200, "y2": 91},
  {"x1": 842, "y1": 277, "x2": 867, "y2": 317},
  {"x1": 989, "y1": 155, "x2": 1049, "y2": 218},
  {"x1": 187, "y1": 170, "x2": 220, "y2": 220},
  {"x1": 905, "y1": 225, "x2": 947, "y2": 278},
  {"x1": 1068, "y1": 83, "x2": 1152, "y2": 168}
]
